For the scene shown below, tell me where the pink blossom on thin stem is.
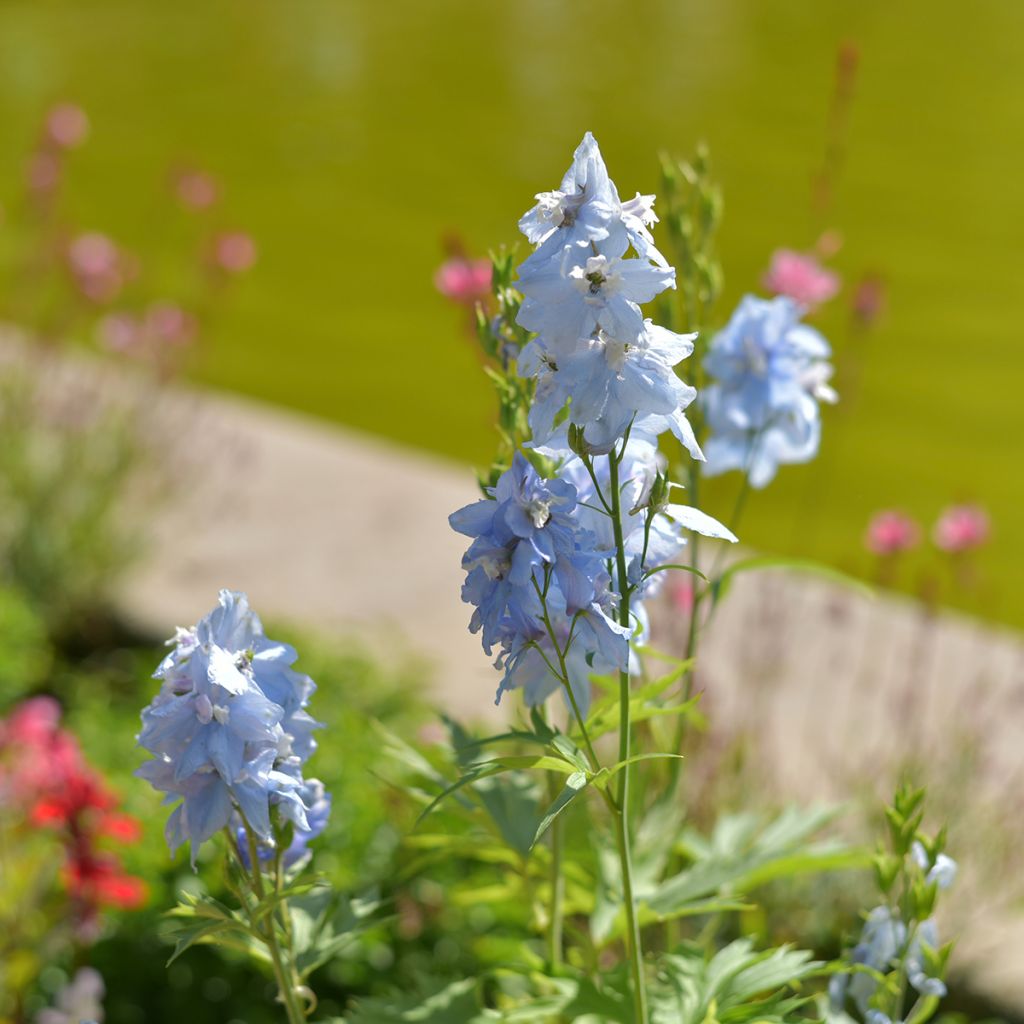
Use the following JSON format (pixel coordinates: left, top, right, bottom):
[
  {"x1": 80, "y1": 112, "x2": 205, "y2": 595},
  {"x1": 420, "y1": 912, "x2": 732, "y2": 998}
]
[
  {"x1": 212, "y1": 231, "x2": 257, "y2": 274},
  {"x1": 67, "y1": 232, "x2": 127, "y2": 303},
  {"x1": 762, "y1": 248, "x2": 840, "y2": 311},
  {"x1": 864, "y1": 510, "x2": 920, "y2": 556},
  {"x1": 44, "y1": 104, "x2": 90, "y2": 150},
  {"x1": 173, "y1": 168, "x2": 219, "y2": 211},
  {"x1": 146, "y1": 302, "x2": 196, "y2": 345},
  {"x1": 933, "y1": 504, "x2": 990, "y2": 553},
  {"x1": 435, "y1": 257, "x2": 492, "y2": 306},
  {"x1": 99, "y1": 303, "x2": 197, "y2": 359}
]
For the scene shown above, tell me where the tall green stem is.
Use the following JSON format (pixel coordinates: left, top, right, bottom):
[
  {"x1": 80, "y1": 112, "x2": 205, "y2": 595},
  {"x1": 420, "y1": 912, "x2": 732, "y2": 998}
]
[
  {"x1": 608, "y1": 452, "x2": 649, "y2": 1024},
  {"x1": 548, "y1": 782, "x2": 565, "y2": 972},
  {"x1": 242, "y1": 824, "x2": 306, "y2": 1024}
]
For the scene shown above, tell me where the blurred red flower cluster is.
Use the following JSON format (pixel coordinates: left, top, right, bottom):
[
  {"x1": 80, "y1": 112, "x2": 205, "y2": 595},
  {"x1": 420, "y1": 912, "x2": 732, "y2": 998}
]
[{"x1": 0, "y1": 696, "x2": 145, "y2": 927}]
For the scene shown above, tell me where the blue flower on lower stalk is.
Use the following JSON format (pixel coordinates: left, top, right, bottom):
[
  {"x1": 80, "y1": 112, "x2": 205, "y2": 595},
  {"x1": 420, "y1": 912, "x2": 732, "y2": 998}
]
[
  {"x1": 450, "y1": 453, "x2": 609, "y2": 656},
  {"x1": 236, "y1": 779, "x2": 332, "y2": 870},
  {"x1": 136, "y1": 590, "x2": 326, "y2": 865},
  {"x1": 494, "y1": 598, "x2": 630, "y2": 715}
]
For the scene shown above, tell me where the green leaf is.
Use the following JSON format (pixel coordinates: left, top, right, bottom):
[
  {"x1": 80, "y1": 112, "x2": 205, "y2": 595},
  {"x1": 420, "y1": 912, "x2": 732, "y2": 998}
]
[
  {"x1": 650, "y1": 805, "x2": 863, "y2": 917},
  {"x1": 291, "y1": 885, "x2": 382, "y2": 979},
  {"x1": 348, "y1": 977, "x2": 481, "y2": 1023},
  {"x1": 593, "y1": 753, "x2": 685, "y2": 790},
  {"x1": 531, "y1": 770, "x2": 589, "y2": 848},
  {"x1": 711, "y1": 556, "x2": 874, "y2": 606},
  {"x1": 650, "y1": 940, "x2": 822, "y2": 1024}
]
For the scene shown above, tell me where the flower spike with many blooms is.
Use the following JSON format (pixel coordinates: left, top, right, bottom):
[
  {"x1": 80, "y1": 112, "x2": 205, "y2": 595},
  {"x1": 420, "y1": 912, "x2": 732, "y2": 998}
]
[
  {"x1": 451, "y1": 133, "x2": 735, "y2": 718},
  {"x1": 514, "y1": 133, "x2": 702, "y2": 458},
  {"x1": 136, "y1": 590, "x2": 328, "y2": 864}
]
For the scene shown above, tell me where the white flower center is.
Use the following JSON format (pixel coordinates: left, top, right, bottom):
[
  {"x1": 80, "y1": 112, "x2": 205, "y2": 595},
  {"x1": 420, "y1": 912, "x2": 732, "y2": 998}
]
[
  {"x1": 527, "y1": 498, "x2": 552, "y2": 529},
  {"x1": 568, "y1": 254, "x2": 625, "y2": 302},
  {"x1": 470, "y1": 551, "x2": 511, "y2": 580}
]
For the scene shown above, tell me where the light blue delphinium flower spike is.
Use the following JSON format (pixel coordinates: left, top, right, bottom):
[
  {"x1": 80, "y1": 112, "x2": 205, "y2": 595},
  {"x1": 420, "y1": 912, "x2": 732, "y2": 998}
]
[
  {"x1": 512, "y1": 132, "x2": 697, "y2": 455},
  {"x1": 702, "y1": 294, "x2": 836, "y2": 488},
  {"x1": 137, "y1": 590, "x2": 326, "y2": 864}
]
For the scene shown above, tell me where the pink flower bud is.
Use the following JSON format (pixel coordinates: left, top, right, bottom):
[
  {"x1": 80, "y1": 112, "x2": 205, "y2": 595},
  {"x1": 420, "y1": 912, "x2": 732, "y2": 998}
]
[
  {"x1": 434, "y1": 258, "x2": 492, "y2": 306},
  {"x1": 213, "y1": 231, "x2": 257, "y2": 274},
  {"x1": 67, "y1": 232, "x2": 125, "y2": 303},
  {"x1": 44, "y1": 103, "x2": 90, "y2": 150},
  {"x1": 174, "y1": 168, "x2": 219, "y2": 210},
  {"x1": 763, "y1": 249, "x2": 840, "y2": 311},
  {"x1": 933, "y1": 504, "x2": 990, "y2": 553},
  {"x1": 146, "y1": 302, "x2": 196, "y2": 346},
  {"x1": 864, "y1": 511, "x2": 920, "y2": 556},
  {"x1": 98, "y1": 312, "x2": 142, "y2": 354}
]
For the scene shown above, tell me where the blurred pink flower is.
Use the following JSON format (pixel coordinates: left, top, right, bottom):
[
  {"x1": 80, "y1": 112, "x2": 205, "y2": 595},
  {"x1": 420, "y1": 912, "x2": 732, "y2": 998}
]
[
  {"x1": 933, "y1": 504, "x2": 990, "y2": 553},
  {"x1": 67, "y1": 232, "x2": 125, "y2": 302},
  {"x1": 99, "y1": 303, "x2": 196, "y2": 358},
  {"x1": 146, "y1": 302, "x2": 196, "y2": 346},
  {"x1": 174, "y1": 168, "x2": 219, "y2": 210},
  {"x1": 98, "y1": 312, "x2": 141, "y2": 354},
  {"x1": 435, "y1": 257, "x2": 492, "y2": 306},
  {"x1": 667, "y1": 574, "x2": 695, "y2": 615},
  {"x1": 865, "y1": 510, "x2": 920, "y2": 556},
  {"x1": 763, "y1": 248, "x2": 840, "y2": 310},
  {"x1": 3, "y1": 696, "x2": 62, "y2": 747},
  {"x1": 44, "y1": 103, "x2": 90, "y2": 150},
  {"x1": 213, "y1": 231, "x2": 257, "y2": 274}
]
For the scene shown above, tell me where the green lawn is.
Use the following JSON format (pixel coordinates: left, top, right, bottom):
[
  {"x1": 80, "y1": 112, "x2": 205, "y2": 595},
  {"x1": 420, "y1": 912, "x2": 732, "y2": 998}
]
[{"x1": 0, "y1": 0, "x2": 1020, "y2": 626}]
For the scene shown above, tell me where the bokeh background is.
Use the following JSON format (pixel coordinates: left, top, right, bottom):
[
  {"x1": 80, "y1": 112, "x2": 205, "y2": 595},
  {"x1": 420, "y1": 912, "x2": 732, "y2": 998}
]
[
  {"x1": 2, "y1": 3, "x2": 1023, "y2": 1021},
  {"x1": 0, "y1": 0, "x2": 1019, "y2": 623}
]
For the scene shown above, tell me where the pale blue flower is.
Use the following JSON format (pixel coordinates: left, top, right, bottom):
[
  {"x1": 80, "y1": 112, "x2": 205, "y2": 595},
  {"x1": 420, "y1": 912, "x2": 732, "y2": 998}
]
[
  {"x1": 911, "y1": 841, "x2": 958, "y2": 890},
  {"x1": 236, "y1": 777, "x2": 331, "y2": 870},
  {"x1": 137, "y1": 590, "x2": 326, "y2": 863},
  {"x1": 494, "y1": 599, "x2": 629, "y2": 715},
  {"x1": 906, "y1": 918, "x2": 948, "y2": 999},
  {"x1": 846, "y1": 906, "x2": 907, "y2": 1013},
  {"x1": 518, "y1": 132, "x2": 667, "y2": 271},
  {"x1": 702, "y1": 294, "x2": 836, "y2": 488},
  {"x1": 449, "y1": 453, "x2": 608, "y2": 656},
  {"x1": 521, "y1": 321, "x2": 702, "y2": 455},
  {"x1": 517, "y1": 248, "x2": 674, "y2": 352}
]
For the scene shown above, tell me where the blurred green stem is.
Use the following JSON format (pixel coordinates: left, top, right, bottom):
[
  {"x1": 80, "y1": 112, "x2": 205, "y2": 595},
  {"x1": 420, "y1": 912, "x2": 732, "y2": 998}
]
[
  {"x1": 609, "y1": 451, "x2": 649, "y2": 1024},
  {"x1": 241, "y1": 821, "x2": 307, "y2": 1024},
  {"x1": 548, "y1": 781, "x2": 565, "y2": 972}
]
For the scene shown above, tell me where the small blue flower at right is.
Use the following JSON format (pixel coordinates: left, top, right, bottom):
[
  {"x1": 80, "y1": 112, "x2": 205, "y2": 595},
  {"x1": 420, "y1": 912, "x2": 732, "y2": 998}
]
[{"x1": 701, "y1": 294, "x2": 837, "y2": 488}]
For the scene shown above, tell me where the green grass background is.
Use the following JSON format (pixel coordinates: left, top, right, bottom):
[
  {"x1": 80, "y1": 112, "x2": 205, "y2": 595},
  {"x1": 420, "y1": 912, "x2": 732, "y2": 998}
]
[{"x1": 0, "y1": 0, "x2": 1019, "y2": 626}]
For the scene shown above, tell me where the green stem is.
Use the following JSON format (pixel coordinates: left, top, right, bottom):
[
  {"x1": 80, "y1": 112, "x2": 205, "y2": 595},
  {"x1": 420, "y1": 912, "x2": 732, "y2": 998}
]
[
  {"x1": 242, "y1": 823, "x2": 306, "y2": 1024},
  {"x1": 534, "y1": 575, "x2": 603, "y2": 775},
  {"x1": 608, "y1": 451, "x2": 649, "y2": 1024},
  {"x1": 547, "y1": 778, "x2": 565, "y2": 972}
]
